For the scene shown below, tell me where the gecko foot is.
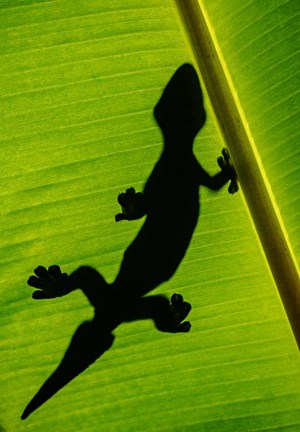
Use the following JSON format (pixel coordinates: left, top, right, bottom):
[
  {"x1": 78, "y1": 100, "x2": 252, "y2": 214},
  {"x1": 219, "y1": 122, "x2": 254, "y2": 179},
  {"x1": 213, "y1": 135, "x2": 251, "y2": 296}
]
[
  {"x1": 170, "y1": 293, "x2": 192, "y2": 332},
  {"x1": 115, "y1": 187, "x2": 146, "y2": 221},
  {"x1": 217, "y1": 148, "x2": 238, "y2": 194},
  {"x1": 27, "y1": 265, "x2": 69, "y2": 299}
]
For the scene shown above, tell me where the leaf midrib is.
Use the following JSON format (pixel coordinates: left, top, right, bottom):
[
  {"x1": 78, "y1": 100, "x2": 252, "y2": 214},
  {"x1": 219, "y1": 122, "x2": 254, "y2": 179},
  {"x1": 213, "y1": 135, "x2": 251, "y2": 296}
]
[{"x1": 172, "y1": 0, "x2": 300, "y2": 348}]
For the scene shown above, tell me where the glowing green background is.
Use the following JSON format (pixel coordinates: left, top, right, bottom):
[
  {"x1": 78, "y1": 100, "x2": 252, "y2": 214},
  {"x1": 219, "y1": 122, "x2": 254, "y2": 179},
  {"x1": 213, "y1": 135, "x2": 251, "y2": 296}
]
[
  {"x1": 1, "y1": 1, "x2": 299, "y2": 431},
  {"x1": 202, "y1": 0, "x2": 300, "y2": 261}
]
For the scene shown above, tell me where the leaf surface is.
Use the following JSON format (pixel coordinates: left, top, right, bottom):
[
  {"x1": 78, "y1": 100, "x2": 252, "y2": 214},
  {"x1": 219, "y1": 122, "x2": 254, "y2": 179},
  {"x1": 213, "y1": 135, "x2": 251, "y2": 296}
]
[{"x1": 1, "y1": 1, "x2": 299, "y2": 431}]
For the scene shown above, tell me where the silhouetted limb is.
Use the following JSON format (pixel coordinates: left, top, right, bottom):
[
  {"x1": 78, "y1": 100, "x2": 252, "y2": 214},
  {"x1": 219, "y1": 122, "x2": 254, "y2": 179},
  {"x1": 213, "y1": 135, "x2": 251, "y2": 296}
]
[
  {"x1": 153, "y1": 293, "x2": 191, "y2": 333},
  {"x1": 198, "y1": 166, "x2": 229, "y2": 191},
  {"x1": 28, "y1": 265, "x2": 69, "y2": 299},
  {"x1": 121, "y1": 294, "x2": 191, "y2": 333},
  {"x1": 218, "y1": 148, "x2": 238, "y2": 194},
  {"x1": 21, "y1": 320, "x2": 114, "y2": 420},
  {"x1": 28, "y1": 265, "x2": 109, "y2": 309},
  {"x1": 28, "y1": 265, "x2": 192, "y2": 333},
  {"x1": 115, "y1": 187, "x2": 146, "y2": 222},
  {"x1": 198, "y1": 149, "x2": 238, "y2": 193}
]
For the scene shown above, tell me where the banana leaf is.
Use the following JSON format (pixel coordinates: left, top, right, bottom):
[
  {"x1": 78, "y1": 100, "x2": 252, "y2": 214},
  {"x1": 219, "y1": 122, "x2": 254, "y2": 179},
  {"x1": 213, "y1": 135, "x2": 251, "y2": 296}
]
[{"x1": 1, "y1": 1, "x2": 299, "y2": 431}]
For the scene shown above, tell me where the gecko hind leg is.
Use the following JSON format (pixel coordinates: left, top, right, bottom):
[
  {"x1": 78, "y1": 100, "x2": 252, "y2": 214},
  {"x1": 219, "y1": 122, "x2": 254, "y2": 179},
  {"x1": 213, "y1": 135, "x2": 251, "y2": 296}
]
[{"x1": 154, "y1": 293, "x2": 192, "y2": 333}]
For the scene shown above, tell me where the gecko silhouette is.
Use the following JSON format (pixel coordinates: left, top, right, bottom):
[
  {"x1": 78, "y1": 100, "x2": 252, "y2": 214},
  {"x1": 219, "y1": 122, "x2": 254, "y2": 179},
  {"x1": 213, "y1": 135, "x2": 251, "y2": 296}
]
[{"x1": 21, "y1": 63, "x2": 237, "y2": 420}]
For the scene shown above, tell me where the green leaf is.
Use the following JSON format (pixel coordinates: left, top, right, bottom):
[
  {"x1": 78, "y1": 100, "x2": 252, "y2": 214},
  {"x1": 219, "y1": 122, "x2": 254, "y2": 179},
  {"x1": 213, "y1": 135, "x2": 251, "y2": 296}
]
[
  {"x1": 174, "y1": 0, "x2": 300, "y2": 346},
  {"x1": 1, "y1": 1, "x2": 299, "y2": 431}
]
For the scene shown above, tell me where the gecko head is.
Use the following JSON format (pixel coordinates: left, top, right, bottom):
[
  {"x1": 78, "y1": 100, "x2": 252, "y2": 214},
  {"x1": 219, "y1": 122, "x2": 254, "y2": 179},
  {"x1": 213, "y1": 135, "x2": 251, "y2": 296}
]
[{"x1": 154, "y1": 63, "x2": 206, "y2": 141}]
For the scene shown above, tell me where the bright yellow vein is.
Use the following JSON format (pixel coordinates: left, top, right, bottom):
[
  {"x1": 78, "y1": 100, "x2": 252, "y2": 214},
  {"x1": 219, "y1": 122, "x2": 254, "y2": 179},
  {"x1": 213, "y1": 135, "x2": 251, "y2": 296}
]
[
  {"x1": 172, "y1": 0, "x2": 300, "y2": 347},
  {"x1": 1, "y1": 1, "x2": 300, "y2": 431}
]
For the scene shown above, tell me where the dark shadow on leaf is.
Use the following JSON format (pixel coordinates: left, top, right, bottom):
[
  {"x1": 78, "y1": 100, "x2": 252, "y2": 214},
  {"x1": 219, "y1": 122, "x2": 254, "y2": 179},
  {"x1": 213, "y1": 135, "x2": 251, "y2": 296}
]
[{"x1": 21, "y1": 63, "x2": 237, "y2": 420}]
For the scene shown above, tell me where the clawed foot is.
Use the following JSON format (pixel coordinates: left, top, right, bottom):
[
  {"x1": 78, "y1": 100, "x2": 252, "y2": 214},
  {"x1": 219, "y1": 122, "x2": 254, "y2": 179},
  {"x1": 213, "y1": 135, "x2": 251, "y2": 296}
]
[
  {"x1": 217, "y1": 148, "x2": 238, "y2": 194},
  {"x1": 169, "y1": 293, "x2": 192, "y2": 332},
  {"x1": 27, "y1": 265, "x2": 69, "y2": 299},
  {"x1": 115, "y1": 187, "x2": 146, "y2": 222}
]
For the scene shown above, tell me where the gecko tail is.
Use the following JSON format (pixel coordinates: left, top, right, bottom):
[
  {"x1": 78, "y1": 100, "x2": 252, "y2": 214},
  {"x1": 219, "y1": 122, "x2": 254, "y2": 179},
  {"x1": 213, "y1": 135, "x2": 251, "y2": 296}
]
[{"x1": 21, "y1": 321, "x2": 114, "y2": 420}]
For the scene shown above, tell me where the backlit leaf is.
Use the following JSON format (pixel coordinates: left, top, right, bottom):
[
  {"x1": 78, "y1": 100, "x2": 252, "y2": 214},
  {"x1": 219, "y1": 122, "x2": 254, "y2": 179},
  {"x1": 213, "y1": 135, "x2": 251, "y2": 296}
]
[{"x1": 1, "y1": 1, "x2": 299, "y2": 431}]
